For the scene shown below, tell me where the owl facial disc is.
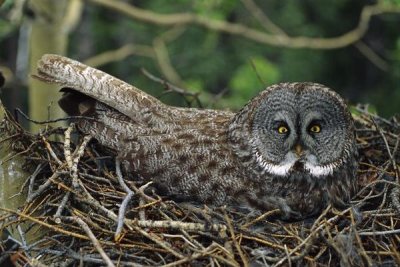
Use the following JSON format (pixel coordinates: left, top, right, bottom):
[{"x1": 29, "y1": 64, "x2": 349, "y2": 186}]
[{"x1": 244, "y1": 83, "x2": 355, "y2": 180}]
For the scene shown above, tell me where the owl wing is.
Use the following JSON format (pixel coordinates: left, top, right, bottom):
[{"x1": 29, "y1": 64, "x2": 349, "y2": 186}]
[
  {"x1": 34, "y1": 54, "x2": 234, "y2": 129},
  {"x1": 34, "y1": 54, "x2": 237, "y2": 144},
  {"x1": 34, "y1": 55, "x2": 244, "y2": 205},
  {"x1": 73, "y1": 100, "x2": 242, "y2": 205},
  {"x1": 34, "y1": 54, "x2": 164, "y2": 125},
  {"x1": 117, "y1": 119, "x2": 243, "y2": 205}
]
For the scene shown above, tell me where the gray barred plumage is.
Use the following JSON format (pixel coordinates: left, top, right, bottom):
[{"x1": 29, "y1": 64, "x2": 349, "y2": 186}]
[{"x1": 34, "y1": 54, "x2": 358, "y2": 219}]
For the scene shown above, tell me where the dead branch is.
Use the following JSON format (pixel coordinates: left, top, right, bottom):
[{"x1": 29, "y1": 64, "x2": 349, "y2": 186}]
[
  {"x1": 83, "y1": 44, "x2": 155, "y2": 68},
  {"x1": 86, "y1": 0, "x2": 400, "y2": 49}
]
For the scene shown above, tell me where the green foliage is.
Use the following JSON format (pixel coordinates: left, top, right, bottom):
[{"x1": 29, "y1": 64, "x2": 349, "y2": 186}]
[
  {"x1": 0, "y1": 0, "x2": 14, "y2": 10},
  {"x1": 193, "y1": 0, "x2": 238, "y2": 19},
  {"x1": 223, "y1": 57, "x2": 280, "y2": 109},
  {"x1": 0, "y1": 19, "x2": 14, "y2": 38},
  {"x1": 349, "y1": 105, "x2": 377, "y2": 117},
  {"x1": 62, "y1": 1, "x2": 398, "y2": 115},
  {"x1": 278, "y1": 49, "x2": 325, "y2": 82},
  {"x1": 65, "y1": 1, "x2": 400, "y2": 115},
  {"x1": 361, "y1": 36, "x2": 400, "y2": 117},
  {"x1": 0, "y1": 1, "x2": 16, "y2": 39},
  {"x1": 382, "y1": 0, "x2": 400, "y2": 7},
  {"x1": 184, "y1": 78, "x2": 204, "y2": 93}
]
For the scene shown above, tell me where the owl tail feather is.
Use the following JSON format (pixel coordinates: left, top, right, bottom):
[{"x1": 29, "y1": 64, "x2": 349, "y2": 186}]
[{"x1": 33, "y1": 54, "x2": 163, "y2": 121}]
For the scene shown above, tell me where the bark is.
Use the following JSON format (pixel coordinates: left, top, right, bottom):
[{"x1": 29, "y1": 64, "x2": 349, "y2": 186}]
[
  {"x1": 28, "y1": 0, "x2": 83, "y2": 131},
  {"x1": 0, "y1": 99, "x2": 32, "y2": 242}
]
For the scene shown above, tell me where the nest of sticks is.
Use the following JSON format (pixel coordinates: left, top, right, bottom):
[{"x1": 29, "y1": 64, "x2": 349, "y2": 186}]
[{"x1": 0, "y1": 104, "x2": 399, "y2": 267}]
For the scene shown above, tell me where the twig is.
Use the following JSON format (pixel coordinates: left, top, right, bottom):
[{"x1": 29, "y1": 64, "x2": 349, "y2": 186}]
[
  {"x1": 160, "y1": 245, "x2": 221, "y2": 267},
  {"x1": 14, "y1": 108, "x2": 96, "y2": 125},
  {"x1": 152, "y1": 27, "x2": 186, "y2": 87},
  {"x1": 132, "y1": 219, "x2": 227, "y2": 233},
  {"x1": 75, "y1": 180, "x2": 121, "y2": 224},
  {"x1": 224, "y1": 210, "x2": 248, "y2": 266},
  {"x1": 71, "y1": 135, "x2": 92, "y2": 186},
  {"x1": 272, "y1": 207, "x2": 349, "y2": 266},
  {"x1": 137, "y1": 182, "x2": 153, "y2": 221},
  {"x1": 83, "y1": 44, "x2": 155, "y2": 67},
  {"x1": 241, "y1": 209, "x2": 279, "y2": 229},
  {"x1": 0, "y1": 207, "x2": 88, "y2": 240},
  {"x1": 66, "y1": 216, "x2": 116, "y2": 267},
  {"x1": 27, "y1": 171, "x2": 61, "y2": 203},
  {"x1": 350, "y1": 208, "x2": 373, "y2": 266},
  {"x1": 64, "y1": 124, "x2": 74, "y2": 169},
  {"x1": 130, "y1": 224, "x2": 185, "y2": 259},
  {"x1": 372, "y1": 119, "x2": 400, "y2": 213},
  {"x1": 42, "y1": 136, "x2": 63, "y2": 165},
  {"x1": 114, "y1": 158, "x2": 134, "y2": 241},
  {"x1": 54, "y1": 192, "x2": 71, "y2": 218},
  {"x1": 9, "y1": 163, "x2": 43, "y2": 200},
  {"x1": 389, "y1": 135, "x2": 400, "y2": 212},
  {"x1": 324, "y1": 225, "x2": 351, "y2": 266},
  {"x1": 128, "y1": 181, "x2": 159, "y2": 204},
  {"x1": 284, "y1": 244, "x2": 292, "y2": 267},
  {"x1": 240, "y1": 0, "x2": 287, "y2": 36},
  {"x1": 141, "y1": 68, "x2": 203, "y2": 108},
  {"x1": 358, "y1": 229, "x2": 400, "y2": 236},
  {"x1": 354, "y1": 41, "x2": 389, "y2": 71},
  {"x1": 17, "y1": 225, "x2": 27, "y2": 248}
]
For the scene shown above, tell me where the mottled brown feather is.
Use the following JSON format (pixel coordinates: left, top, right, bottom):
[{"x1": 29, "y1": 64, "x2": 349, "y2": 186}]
[{"x1": 34, "y1": 54, "x2": 358, "y2": 219}]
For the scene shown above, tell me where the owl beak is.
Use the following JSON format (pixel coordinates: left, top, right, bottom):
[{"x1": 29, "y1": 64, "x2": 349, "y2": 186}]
[{"x1": 294, "y1": 144, "x2": 303, "y2": 157}]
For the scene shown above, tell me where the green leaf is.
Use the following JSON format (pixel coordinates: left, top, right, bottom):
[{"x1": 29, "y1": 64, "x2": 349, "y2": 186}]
[
  {"x1": 229, "y1": 57, "x2": 280, "y2": 105},
  {"x1": 381, "y1": 0, "x2": 400, "y2": 6},
  {"x1": 184, "y1": 78, "x2": 204, "y2": 93},
  {"x1": 193, "y1": 0, "x2": 238, "y2": 20},
  {"x1": 349, "y1": 105, "x2": 378, "y2": 116},
  {"x1": 0, "y1": 19, "x2": 15, "y2": 38}
]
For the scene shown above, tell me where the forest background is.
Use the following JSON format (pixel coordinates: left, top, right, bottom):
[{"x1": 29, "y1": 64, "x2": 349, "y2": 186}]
[{"x1": 0, "y1": 0, "x2": 399, "y2": 127}]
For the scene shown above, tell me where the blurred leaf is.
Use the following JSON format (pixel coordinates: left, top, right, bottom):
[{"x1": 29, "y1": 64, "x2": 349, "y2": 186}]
[
  {"x1": 230, "y1": 56, "x2": 280, "y2": 99},
  {"x1": 349, "y1": 106, "x2": 360, "y2": 116},
  {"x1": 193, "y1": 0, "x2": 238, "y2": 20},
  {"x1": 349, "y1": 105, "x2": 378, "y2": 116},
  {"x1": 394, "y1": 38, "x2": 400, "y2": 60},
  {"x1": 184, "y1": 78, "x2": 204, "y2": 93},
  {"x1": 0, "y1": 19, "x2": 15, "y2": 38},
  {"x1": 0, "y1": 0, "x2": 13, "y2": 9},
  {"x1": 381, "y1": 0, "x2": 400, "y2": 6},
  {"x1": 217, "y1": 57, "x2": 280, "y2": 109}
]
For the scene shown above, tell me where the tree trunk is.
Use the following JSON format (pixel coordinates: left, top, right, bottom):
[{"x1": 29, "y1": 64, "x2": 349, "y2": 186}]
[
  {"x1": 28, "y1": 0, "x2": 82, "y2": 131},
  {"x1": 0, "y1": 99, "x2": 32, "y2": 242}
]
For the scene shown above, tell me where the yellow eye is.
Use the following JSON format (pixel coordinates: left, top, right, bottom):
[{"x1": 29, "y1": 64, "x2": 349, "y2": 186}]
[
  {"x1": 278, "y1": 126, "x2": 288, "y2": 134},
  {"x1": 309, "y1": 125, "x2": 321, "y2": 133}
]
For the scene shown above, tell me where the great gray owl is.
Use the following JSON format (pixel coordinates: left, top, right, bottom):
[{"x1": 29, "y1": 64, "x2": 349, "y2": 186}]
[{"x1": 34, "y1": 54, "x2": 358, "y2": 219}]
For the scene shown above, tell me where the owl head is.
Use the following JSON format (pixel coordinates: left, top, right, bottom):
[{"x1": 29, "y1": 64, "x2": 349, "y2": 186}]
[{"x1": 229, "y1": 82, "x2": 356, "y2": 179}]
